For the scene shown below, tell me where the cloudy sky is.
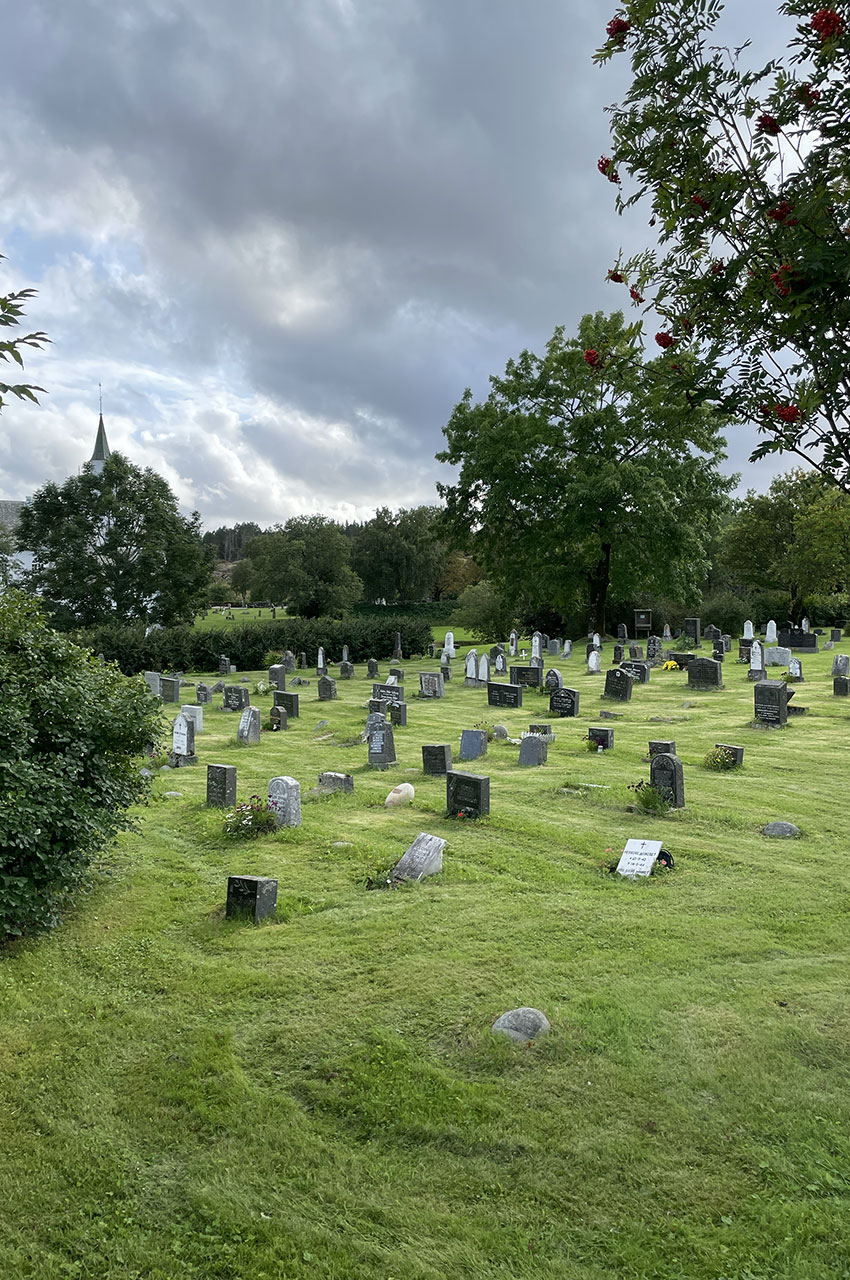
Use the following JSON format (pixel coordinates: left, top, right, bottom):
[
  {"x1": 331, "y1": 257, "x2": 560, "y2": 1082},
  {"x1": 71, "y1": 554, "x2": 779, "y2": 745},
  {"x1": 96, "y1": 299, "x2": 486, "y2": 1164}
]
[{"x1": 0, "y1": 0, "x2": 794, "y2": 528}]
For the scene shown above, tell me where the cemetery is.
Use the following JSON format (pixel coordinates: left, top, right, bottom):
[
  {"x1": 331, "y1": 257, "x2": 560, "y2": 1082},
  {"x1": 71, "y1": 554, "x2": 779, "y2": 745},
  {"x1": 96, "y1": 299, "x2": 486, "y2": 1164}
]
[{"x1": 6, "y1": 621, "x2": 850, "y2": 1277}]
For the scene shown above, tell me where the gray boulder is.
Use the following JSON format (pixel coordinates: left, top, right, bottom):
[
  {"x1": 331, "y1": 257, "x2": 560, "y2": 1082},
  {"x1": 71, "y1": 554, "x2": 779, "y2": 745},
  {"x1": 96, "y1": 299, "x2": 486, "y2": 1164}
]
[
  {"x1": 762, "y1": 821, "x2": 800, "y2": 838},
  {"x1": 491, "y1": 1007, "x2": 551, "y2": 1043}
]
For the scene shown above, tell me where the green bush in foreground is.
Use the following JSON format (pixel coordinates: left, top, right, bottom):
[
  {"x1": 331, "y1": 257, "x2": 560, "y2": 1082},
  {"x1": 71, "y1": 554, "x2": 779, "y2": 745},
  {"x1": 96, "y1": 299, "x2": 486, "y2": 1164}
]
[{"x1": 0, "y1": 588, "x2": 163, "y2": 937}]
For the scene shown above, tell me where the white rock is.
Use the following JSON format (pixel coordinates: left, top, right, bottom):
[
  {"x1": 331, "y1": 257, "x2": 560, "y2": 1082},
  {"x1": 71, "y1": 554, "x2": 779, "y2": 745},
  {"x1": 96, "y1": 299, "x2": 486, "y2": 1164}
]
[{"x1": 385, "y1": 783, "x2": 415, "y2": 807}]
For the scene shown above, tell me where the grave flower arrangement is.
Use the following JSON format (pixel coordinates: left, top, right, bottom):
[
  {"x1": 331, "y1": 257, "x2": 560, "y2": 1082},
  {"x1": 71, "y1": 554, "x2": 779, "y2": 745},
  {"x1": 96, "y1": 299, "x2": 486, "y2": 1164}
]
[
  {"x1": 662, "y1": 659, "x2": 681, "y2": 671},
  {"x1": 627, "y1": 780, "x2": 671, "y2": 815},
  {"x1": 585, "y1": 733, "x2": 609, "y2": 751},
  {"x1": 703, "y1": 745, "x2": 739, "y2": 771},
  {"x1": 223, "y1": 795, "x2": 278, "y2": 839}
]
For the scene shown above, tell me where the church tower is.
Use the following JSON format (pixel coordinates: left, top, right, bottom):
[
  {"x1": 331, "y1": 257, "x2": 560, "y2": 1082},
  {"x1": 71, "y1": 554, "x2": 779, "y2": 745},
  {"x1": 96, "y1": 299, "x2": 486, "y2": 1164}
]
[{"x1": 88, "y1": 412, "x2": 111, "y2": 476}]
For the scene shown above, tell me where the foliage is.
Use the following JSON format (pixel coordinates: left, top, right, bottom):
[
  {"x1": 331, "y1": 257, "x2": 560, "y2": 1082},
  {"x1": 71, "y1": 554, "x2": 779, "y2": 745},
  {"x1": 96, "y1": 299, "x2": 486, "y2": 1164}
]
[
  {"x1": 229, "y1": 558, "x2": 253, "y2": 606},
  {"x1": 201, "y1": 521, "x2": 261, "y2": 562},
  {"x1": 349, "y1": 506, "x2": 447, "y2": 604},
  {"x1": 18, "y1": 453, "x2": 213, "y2": 630},
  {"x1": 0, "y1": 588, "x2": 162, "y2": 937},
  {"x1": 703, "y1": 745, "x2": 739, "y2": 771},
  {"x1": 453, "y1": 579, "x2": 516, "y2": 641},
  {"x1": 721, "y1": 468, "x2": 847, "y2": 617},
  {"x1": 628, "y1": 779, "x2": 671, "y2": 814},
  {"x1": 351, "y1": 599, "x2": 458, "y2": 624},
  {"x1": 697, "y1": 587, "x2": 751, "y2": 637},
  {"x1": 437, "y1": 312, "x2": 735, "y2": 631},
  {"x1": 73, "y1": 614, "x2": 434, "y2": 674},
  {"x1": 596, "y1": 1, "x2": 850, "y2": 488},
  {"x1": 246, "y1": 516, "x2": 363, "y2": 618},
  {"x1": 223, "y1": 795, "x2": 278, "y2": 839},
  {"x1": 0, "y1": 268, "x2": 48, "y2": 412},
  {"x1": 436, "y1": 550, "x2": 484, "y2": 599},
  {"x1": 0, "y1": 520, "x2": 17, "y2": 584}
]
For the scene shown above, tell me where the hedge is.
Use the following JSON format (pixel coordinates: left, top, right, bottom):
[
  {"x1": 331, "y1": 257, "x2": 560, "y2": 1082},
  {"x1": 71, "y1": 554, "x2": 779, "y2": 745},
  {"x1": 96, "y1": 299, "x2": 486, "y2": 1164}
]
[{"x1": 73, "y1": 615, "x2": 435, "y2": 675}]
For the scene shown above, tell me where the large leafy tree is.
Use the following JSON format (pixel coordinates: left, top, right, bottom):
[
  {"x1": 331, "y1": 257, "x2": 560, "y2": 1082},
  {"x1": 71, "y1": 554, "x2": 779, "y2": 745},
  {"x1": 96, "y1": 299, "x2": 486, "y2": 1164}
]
[
  {"x1": 722, "y1": 467, "x2": 850, "y2": 615},
  {"x1": 350, "y1": 506, "x2": 447, "y2": 603},
  {"x1": 246, "y1": 515, "x2": 363, "y2": 617},
  {"x1": 18, "y1": 453, "x2": 212, "y2": 629},
  {"x1": 437, "y1": 311, "x2": 735, "y2": 631},
  {"x1": 596, "y1": 0, "x2": 850, "y2": 488}
]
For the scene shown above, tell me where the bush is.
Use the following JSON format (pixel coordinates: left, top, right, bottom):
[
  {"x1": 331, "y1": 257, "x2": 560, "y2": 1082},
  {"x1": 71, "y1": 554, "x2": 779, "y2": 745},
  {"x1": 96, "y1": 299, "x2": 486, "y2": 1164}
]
[
  {"x1": 453, "y1": 580, "x2": 516, "y2": 642},
  {"x1": 73, "y1": 614, "x2": 434, "y2": 675},
  {"x1": 627, "y1": 780, "x2": 671, "y2": 815},
  {"x1": 0, "y1": 589, "x2": 163, "y2": 938},
  {"x1": 223, "y1": 796, "x2": 278, "y2": 839},
  {"x1": 704, "y1": 745, "x2": 738, "y2": 771}
]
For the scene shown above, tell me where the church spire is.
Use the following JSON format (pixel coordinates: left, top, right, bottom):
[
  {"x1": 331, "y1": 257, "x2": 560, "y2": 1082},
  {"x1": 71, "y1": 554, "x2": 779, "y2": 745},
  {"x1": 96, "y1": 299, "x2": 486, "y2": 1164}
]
[{"x1": 89, "y1": 391, "x2": 111, "y2": 475}]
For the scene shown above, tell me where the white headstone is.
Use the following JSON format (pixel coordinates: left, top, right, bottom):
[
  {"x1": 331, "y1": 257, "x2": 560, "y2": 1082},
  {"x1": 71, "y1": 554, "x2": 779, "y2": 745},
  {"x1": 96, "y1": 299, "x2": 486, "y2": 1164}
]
[
  {"x1": 592, "y1": 632, "x2": 601, "y2": 648},
  {"x1": 393, "y1": 832, "x2": 446, "y2": 881},
  {"x1": 662, "y1": 623, "x2": 672, "y2": 640},
  {"x1": 588, "y1": 650, "x2": 602, "y2": 674},
  {"x1": 743, "y1": 619, "x2": 754, "y2": 640},
  {"x1": 616, "y1": 838, "x2": 662, "y2": 879},
  {"x1": 386, "y1": 674, "x2": 398, "y2": 686},
  {"x1": 268, "y1": 775, "x2": 301, "y2": 827},
  {"x1": 478, "y1": 654, "x2": 490, "y2": 683},
  {"x1": 317, "y1": 645, "x2": 325, "y2": 669},
  {"x1": 237, "y1": 706, "x2": 261, "y2": 744},
  {"x1": 172, "y1": 712, "x2": 193, "y2": 757},
  {"x1": 444, "y1": 631, "x2": 456, "y2": 658},
  {"x1": 750, "y1": 639, "x2": 763, "y2": 670},
  {"x1": 801, "y1": 617, "x2": 809, "y2": 633},
  {"x1": 465, "y1": 650, "x2": 478, "y2": 680},
  {"x1": 509, "y1": 630, "x2": 518, "y2": 657},
  {"x1": 531, "y1": 632, "x2": 542, "y2": 660},
  {"x1": 765, "y1": 619, "x2": 778, "y2": 644},
  {"x1": 562, "y1": 639, "x2": 572, "y2": 658},
  {"x1": 789, "y1": 656, "x2": 802, "y2": 679},
  {"x1": 181, "y1": 704, "x2": 203, "y2": 734}
]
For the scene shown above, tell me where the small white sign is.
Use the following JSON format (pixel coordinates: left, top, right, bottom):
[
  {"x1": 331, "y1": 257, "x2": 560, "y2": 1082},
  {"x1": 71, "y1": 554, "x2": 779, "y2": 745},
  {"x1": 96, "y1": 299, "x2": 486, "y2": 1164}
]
[{"x1": 616, "y1": 838, "x2": 662, "y2": 879}]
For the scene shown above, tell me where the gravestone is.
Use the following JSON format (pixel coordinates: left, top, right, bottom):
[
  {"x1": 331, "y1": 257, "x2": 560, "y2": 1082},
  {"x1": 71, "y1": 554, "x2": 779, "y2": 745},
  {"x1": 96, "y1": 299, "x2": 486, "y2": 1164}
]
[
  {"x1": 588, "y1": 726, "x2": 614, "y2": 750},
  {"x1": 224, "y1": 685, "x2": 250, "y2": 711},
  {"x1": 518, "y1": 735, "x2": 547, "y2": 766},
  {"x1": 620, "y1": 660, "x2": 650, "y2": 683},
  {"x1": 218, "y1": 655, "x2": 230, "y2": 677},
  {"x1": 603, "y1": 668, "x2": 633, "y2": 701},
  {"x1": 339, "y1": 661, "x2": 354, "y2": 679},
  {"x1": 316, "y1": 646, "x2": 327, "y2": 676},
  {"x1": 277, "y1": 690, "x2": 300, "y2": 718},
  {"x1": 754, "y1": 680, "x2": 788, "y2": 726},
  {"x1": 647, "y1": 636, "x2": 664, "y2": 667},
  {"x1": 788, "y1": 657, "x2": 803, "y2": 682},
  {"x1": 749, "y1": 640, "x2": 765, "y2": 680},
  {"x1": 196, "y1": 683, "x2": 212, "y2": 705},
  {"x1": 684, "y1": 618, "x2": 701, "y2": 645},
  {"x1": 831, "y1": 628, "x2": 842, "y2": 642},
  {"x1": 528, "y1": 723, "x2": 553, "y2": 739},
  {"x1": 530, "y1": 655, "x2": 544, "y2": 671},
  {"x1": 389, "y1": 668, "x2": 404, "y2": 680},
  {"x1": 317, "y1": 772, "x2": 354, "y2": 794},
  {"x1": 489, "y1": 645, "x2": 503, "y2": 664},
  {"x1": 550, "y1": 686, "x2": 579, "y2": 717},
  {"x1": 368, "y1": 698, "x2": 389, "y2": 714},
  {"x1": 283, "y1": 650, "x2": 296, "y2": 673},
  {"x1": 493, "y1": 652, "x2": 508, "y2": 676},
  {"x1": 419, "y1": 672, "x2": 445, "y2": 699},
  {"x1": 831, "y1": 654, "x2": 849, "y2": 677},
  {"x1": 687, "y1": 657, "x2": 723, "y2": 690},
  {"x1": 825, "y1": 640, "x2": 834, "y2": 649},
  {"x1": 440, "y1": 654, "x2": 453, "y2": 681},
  {"x1": 365, "y1": 711, "x2": 387, "y2": 738},
  {"x1": 509, "y1": 630, "x2": 518, "y2": 656},
  {"x1": 226, "y1": 876, "x2": 277, "y2": 924},
  {"x1": 206, "y1": 763, "x2": 236, "y2": 808},
  {"x1": 298, "y1": 651, "x2": 307, "y2": 669},
  {"x1": 392, "y1": 632, "x2": 403, "y2": 661},
  {"x1": 510, "y1": 665, "x2": 542, "y2": 687},
  {"x1": 373, "y1": 682, "x2": 403, "y2": 705},
  {"x1": 704, "y1": 624, "x2": 721, "y2": 642},
  {"x1": 161, "y1": 677, "x2": 181, "y2": 704},
  {"x1": 170, "y1": 712, "x2": 197, "y2": 766},
  {"x1": 268, "y1": 776, "x2": 301, "y2": 827},
  {"x1": 318, "y1": 676, "x2": 338, "y2": 701},
  {"x1": 459, "y1": 729, "x2": 488, "y2": 761},
  {"x1": 765, "y1": 619, "x2": 778, "y2": 644},
  {"x1": 562, "y1": 640, "x2": 572, "y2": 658},
  {"x1": 547, "y1": 638, "x2": 560, "y2": 656},
  {"x1": 393, "y1": 833, "x2": 446, "y2": 882},
  {"x1": 465, "y1": 649, "x2": 481, "y2": 684},
  {"x1": 270, "y1": 706, "x2": 288, "y2": 731},
  {"x1": 444, "y1": 631, "x2": 456, "y2": 658},
  {"x1": 544, "y1": 668, "x2": 563, "y2": 691},
  {"x1": 367, "y1": 658, "x2": 380, "y2": 678},
  {"x1": 662, "y1": 622, "x2": 672, "y2": 640},
  {"x1": 739, "y1": 639, "x2": 753, "y2": 662},
  {"x1": 144, "y1": 671, "x2": 162, "y2": 696},
  {"x1": 342, "y1": 644, "x2": 350, "y2": 662},
  {"x1": 587, "y1": 651, "x2": 602, "y2": 674},
  {"x1": 268, "y1": 664, "x2": 286, "y2": 689},
  {"x1": 715, "y1": 743, "x2": 744, "y2": 765},
  {"x1": 613, "y1": 644, "x2": 624, "y2": 665},
  {"x1": 478, "y1": 654, "x2": 491, "y2": 684},
  {"x1": 617, "y1": 623, "x2": 628, "y2": 641},
  {"x1": 272, "y1": 689, "x2": 290, "y2": 707},
  {"x1": 531, "y1": 631, "x2": 543, "y2": 660},
  {"x1": 765, "y1": 646, "x2": 792, "y2": 667},
  {"x1": 743, "y1": 620, "x2": 754, "y2": 640},
  {"x1": 778, "y1": 628, "x2": 818, "y2": 651},
  {"x1": 488, "y1": 682, "x2": 522, "y2": 708},
  {"x1": 592, "y1": 632, "x2": 601, "y2": 649},
  {"x1": 368, "y1": 722, "x2": 397, "y2": 769},
  {"x1": 616, "y1": 838, "x2": 663, "y2": 879},
  {"x1": 422, "y1": 744, "x2": 452, "y2": 775},
  {"x1": 834, "y1": 676, "x2": 850, "y2": 696},
  {"x1": 650, "y1": 752, "x2": 685, "y2": 807},
  {"x1": 713, "y1": 641, "x2": 725, "y2": 661},
  {"x1": 648, "y1": 739, "x2": 675, "y2": 756},
  {"x1": 181, "y1": 705, "x2": 203, "y2": 734},
  {"x1": 629, "y1": 643, "x2": 644, "y2": 660},
  {"x1": 446, "y1": 770, "x2": 490, "y2": 818},
  {"x1": 237, "y1": 706, "x2": 261, "y2": 745},
  {"x1": 388, "y1": 701, "x2": 407, "y2": 727}
]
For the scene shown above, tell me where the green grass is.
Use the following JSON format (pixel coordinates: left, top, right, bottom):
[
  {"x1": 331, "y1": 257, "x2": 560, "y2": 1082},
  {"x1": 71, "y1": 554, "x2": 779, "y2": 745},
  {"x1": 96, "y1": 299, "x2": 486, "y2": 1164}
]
[
  {"x1": 4, "y1": 643, "x2": 850, "y2": 1278},
  {"x1": 193, "y1": 607, "x2": 283, "y2": 629}
]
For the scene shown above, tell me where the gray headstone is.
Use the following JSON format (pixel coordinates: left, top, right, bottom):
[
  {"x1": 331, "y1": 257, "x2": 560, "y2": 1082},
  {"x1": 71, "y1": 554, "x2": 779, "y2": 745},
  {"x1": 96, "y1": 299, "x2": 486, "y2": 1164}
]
[
  {"x1": 268, "y1": 775, "x2": 301, "y2": 826},
  {"x1": 587, "y1": 651, "x2": 602, "y2": 674},
  {"x1": 687, "y1": 657, "x2": 723, "y2": 689},
  {"x1": 368, "y1": 722, "x2": 397, "y2": 769},
  {"x1": 487, "y1": 681, "x2": 522, "y2": 708},
  {"x1": 196, "y1": 683, "x2": 212, "y2": 705},
  {"x1": 367, "y1": 658, "x2": 380, "y2": 678},
  {"x1": 544, "y1": 668, "x2": 563, "y2": 691},
  {"x1": 268, "y1": 664, "x2": 286, "y2": 689},
  {"x1": 832, "y1": 654, "x2": 849, "y2": 677},
  {"x1": 318, "y1": 676, "x2": 338, "y2": 701},
  {"x1": 562, "y1": 639, "x2": 572, "y2": 658},
  {"x1": 207, "y1": 763, "x2": 236, "y2": 808},
  {"x1": 270, "y1": 705, "x2": 288, "y2": 731},
  {"x1": 621, "y1": 660, "x2": 650, "y2": 683},
  {"x1": 518, "y1": 735, "x2": 547, "y2": 767},
  {"x1": 181, "y1": 704, "x2": 203, "y2": 734},
  {"x1": 224, "y1": 685, "x2": 250, "y2": 711},
  {"x1": 765, "y1": 646, "x2": 792, "y2": 667},
  {"x1": 317, "y1": 772, "x2": 354, "y2": 794},
  {"x1": 765, "y1": 620, "x2": 778, "y2": 644},
  {"x1": 161, "y1": 677, "x2": 181, "y2": 703},
  {"x1": 171, "y1": 712, "x2": 195, "y2": 759},
  {"x1": 508, "y1": 630, "x2": 519, "y2": 656},
  {"x1": 388, "y1": 701, "x2": 407, "y2": 727},
  {"x1": 144, "y1": 671, "x2": 162, "y2": 696},
  {"x1": 419, "y1": 671, "x2": 445, "y2": 698},
  {"x1": 422, "y1": 744, "x2": 452, "y2": 775},
  {"x1": 393, "y1": 832, "x2": 446, "y2": 882},
  {"x1": 443, "y1": 631, "x2": 456, "y2": 658},
  {"x1": 754, "y1": 680, "x2": 788, "y2": 726},
  {"x1": 339, "y1": 661, "x2": 354, "y2": 679},
  {"x1": 715, "y1": 743, "x2": 744, "y2": 765},
  {"x1": 226, "y1": 875, "x2": 277, "y2": 924},
  {"x1": 588, "y1": 726, "x2": 613, "y2": 750},
  {"x1": 648, "y1": 739, "x2": 676, "y2": 756},
  {"x1": 237, "y1": 706, "x2": 261, "y2": 744},
  {"x1": 650, "y1": 752, "x2": 685, "y2": 808},
  {"x1": 603, "y1": 668, "x2": 633, "y2": 701},
  {"x1": 510, "y1": 665, "x2": 542, "y2": 688},
  {"x1": 743, "y1": 620, "x2": 754, "y2": 640},
  {"x1": 459, "y1": 729, "x2": 488, "y2": 761}
]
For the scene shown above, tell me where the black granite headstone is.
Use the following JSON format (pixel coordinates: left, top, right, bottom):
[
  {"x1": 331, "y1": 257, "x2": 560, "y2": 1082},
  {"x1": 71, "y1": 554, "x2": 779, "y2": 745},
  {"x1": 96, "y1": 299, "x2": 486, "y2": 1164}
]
[
  {"x1": 550, "y1": 686, "x2": 579, "y2": 717},
  {"x1": 446, "y1": 770, "x2": 490, "y2": 817},
  {"x1": 422, "y1": 744, "x2": 452, "y2": 775}
]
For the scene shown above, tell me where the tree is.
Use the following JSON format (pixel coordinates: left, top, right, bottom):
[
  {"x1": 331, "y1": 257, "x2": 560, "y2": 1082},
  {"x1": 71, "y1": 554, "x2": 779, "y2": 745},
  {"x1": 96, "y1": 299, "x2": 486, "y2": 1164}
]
[
  {"x1": 596, "y1": 0, "x2": 850, "y2": 489},
  {"x1": 436, "y1": 550, "x2": 484, "y2": 600},
  {"x1": 0, "y1": 589, "x2": 162, "y2": 937},
  {"x1": 722, "y1": 467, "x2": 850, "y2": 615},
  {"x1": 0, "y1": 521, "x2": 17, "y2": 584},
  {"x1": 437, "y1": 312, "x2": 735, "y2": 631},
  {"x1": 350, "y1": 506, "x2": 447, "y2": 603},
  {"x1": 18, "y1": 453, "x2": 213, "y2": 629},
  {"x1": 454, "y1": 579, "x2": 516, "y2": 640},
  {"x1": 246, "y1": 515, "x2": 363, "y2": 617},
  {"x1": 230, "y1": 558, "x2": 253, "y2": 606},
  {"x1": 201, "y1": 522, "x2": 261, "y2": 562},
  {"x1": 0, "y1": 267, "x2": 48, "y2": 412}
]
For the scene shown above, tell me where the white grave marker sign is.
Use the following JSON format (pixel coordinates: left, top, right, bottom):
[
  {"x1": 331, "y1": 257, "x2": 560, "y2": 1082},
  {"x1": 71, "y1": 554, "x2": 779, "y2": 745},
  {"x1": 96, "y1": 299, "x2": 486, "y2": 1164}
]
[{"x1": 616, "y1": 838, "x2": 663, "y2": 879}]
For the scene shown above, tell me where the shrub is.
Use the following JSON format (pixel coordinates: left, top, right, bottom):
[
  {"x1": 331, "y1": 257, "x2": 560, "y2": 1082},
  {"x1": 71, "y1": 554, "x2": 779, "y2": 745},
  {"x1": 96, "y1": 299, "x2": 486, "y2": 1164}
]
[
  {"x1": 0, "y1": 589, "x2": 163, "y2": 938},
  {"x1": 223, "y1": 795, "x2": 278, "y2": 839},
  {"x1": 703, "y1": 745, "x2": 738, "y2": 771},
  {"x1": 73, "y1": 614, "x2": 433, "y2": 675},
  {"x1": 627, "y1": 780, "x2": 671, "y2": 815}
]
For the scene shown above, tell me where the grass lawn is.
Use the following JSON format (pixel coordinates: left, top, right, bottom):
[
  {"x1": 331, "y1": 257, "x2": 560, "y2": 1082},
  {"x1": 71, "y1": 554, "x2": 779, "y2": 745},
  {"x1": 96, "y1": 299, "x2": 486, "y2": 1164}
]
[{"x1": 3, "y1": 641, "x2": 850, "y2": 1278}]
